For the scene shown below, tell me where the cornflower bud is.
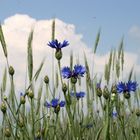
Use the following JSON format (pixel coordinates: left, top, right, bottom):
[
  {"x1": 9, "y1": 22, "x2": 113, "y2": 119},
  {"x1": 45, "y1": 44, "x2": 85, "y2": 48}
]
[
  {"x1": 20, "y1": 94, "x2": 26, "y2": 104},
  {"x1": 62, "y1": 83, "x2": 67, "y2": 93},
  {"x1": 103, "y1": 86, "x2": 110, "y2": 99},
  {"x1": 96, "y1": 83, "x2": 102, "y2": 97},
  {"x1": 136, "y1": 109, "x2": 140, "y2": 117},
  {"x1": 44, "y1": 75, "x2": 49, "y2": 84},
  {"x1": 55, "y1": 49, "x2": 62, "y2": 60},
  {"x1": 35, "y1": 130, "x2": 41, "y2": 139},
  {"x1": 3, "y1": 95, "x2": 7, "y2": 101},
  {"x1": 28, "y1": 90, "x2": 34, "y2": 99},
  {"x1": 9, "y1": 66, "x2": 15, "y2": 76},
  {"x1": 4, "y1": 127, "x2": 11, "y2": 137},
  {"x1": 71, "y1": 77, "x2": 77, "y2": 84},
  {"x1": 54, "y1": 105, "x2": 60, "y2": 114},
  {"x1": 111, "y1": 84, "x2": 117, "y2": 94},
  {"x1": 124, "y1": 92, "x2": 130, "y2": 99},
  {"x1": 18, "y1": 118, "x2": 24, "y2": 128},
  {"x1": 0, "y1": 102, "x2": 7, "y2": 113}
]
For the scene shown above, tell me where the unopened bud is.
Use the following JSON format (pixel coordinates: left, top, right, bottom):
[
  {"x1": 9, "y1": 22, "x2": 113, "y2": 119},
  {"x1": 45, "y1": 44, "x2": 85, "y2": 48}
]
[
  {"x1": 3, "y1": 95, "x2": 7, "y2": 101},
  {"x1": 18, "y1": 118, "x2": 24, "y2": 128},
  {"x1": 71, "y1": 77, "x2": 77, "y2": 84},
  {"x1": 20, "y1": 96, "x2": 26, "y2": 104},
  {"x1": 54, "y1": 105, "x2": 60, "y2": 114},
  {"x1": 111, "y1": 85, "x2": 117, "y2": 93},
  {"x1": 28, "y1": 90, "x2": 34, "y2": 99},
  {"x1": 62, "y1": 83, "x2": 67, "y2": 93},
  {"x1": 1, "y1": 102, "x2": 7, "y2": 113},
  {"x1": 44, "y1": 75, "x2": 49, "y2": 84},
  {"x1": 124, "y1": 92, "x2": 130, "y2": 99},
  {"x1": 103, "y1": 86, "x2": 110, "y2": 99},
  {"x1": 96, "y1": 88, "x2": 102, "y2": 97},
  {"x1": 136, "y1": 109, "x2": 140, "y2": 117},
  {"x1": 4, "y1": 127, "x2": 11, "y2": 137},
  {"x1": 9, "y1": 66, "x2": 15, "y2": 76},
  {"x1": 55, "y1": 49, "x2": 62, "y2": 60},
  {"x1": 35, "y1": 130, "x2": 41, "y2": 139},
  {"x1": 47, "y1": 114, "x2": 50, "y2": 119}
]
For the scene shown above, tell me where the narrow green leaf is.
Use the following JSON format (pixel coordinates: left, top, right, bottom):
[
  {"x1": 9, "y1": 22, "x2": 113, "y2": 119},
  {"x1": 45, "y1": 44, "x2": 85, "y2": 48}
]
[
  {"x1": 112, "y1": 49, "x2": 116, "y2": 71},
  {"x1": 34, "y1": 58, "x2": 45, "y2": 81},
  {"x1": 128, "y1": 67, "x2": 134, "y2": 81},
  {"x1": 2, "y1": 67, "x2": 7, "y2": 93},
  {"x1": 121, "y1": 48, "x2": 124, "y2": 71},
  {"x1": 36, "y1": 83, "x2": 43, "y2": 115},
  {"x1": 27, "y1": 30, "x2": 34, "y2": 82},
  {"x1": 93, "y1": 28, "x2": 101, "y2": 53},
  {"x1": 116, "y1": 59, "x2": 120, "y2": 79},
  {"x1": 51, "y1": 19, "x2": 55, "y2": 40},
  {"x1": 95, "y1": 126, "x2": 104, "y2": 140},
  {"x1": 118, "y1": 37, "x2": 124, "y2": 59},
  {"x1": 0, "y1": 24, "x2": 8, "y2": 57},
  {"x1": 70, "y1": 51, "x2": 73, "y2": 70}
]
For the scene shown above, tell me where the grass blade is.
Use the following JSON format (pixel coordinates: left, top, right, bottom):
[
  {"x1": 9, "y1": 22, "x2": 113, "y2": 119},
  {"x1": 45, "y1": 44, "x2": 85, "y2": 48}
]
[
  {"x1": 0, "y1": 24, "x2": 8, "y2": 57},
  {"x1": 93, "y1": 28, "x2": 101, "y2": 54},
  {"x1": 27, "y1": 30, "x2": 34, "y2": 82}
]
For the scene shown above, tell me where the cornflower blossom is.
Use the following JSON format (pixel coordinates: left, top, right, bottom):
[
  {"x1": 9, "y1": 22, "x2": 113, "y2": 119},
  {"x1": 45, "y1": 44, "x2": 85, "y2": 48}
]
[
  {"x1": 44, "y1": 98, "x2": 65, "y2": 114},
  {"x1": 61, "y1": 65, "x2": 86, "y2": 84},
  {"x1": 71, "y1": 91, "x2": 85, "y2": 100},
  {"x1": 117, "y1": 81, "x2": 138, "y2": 93}
]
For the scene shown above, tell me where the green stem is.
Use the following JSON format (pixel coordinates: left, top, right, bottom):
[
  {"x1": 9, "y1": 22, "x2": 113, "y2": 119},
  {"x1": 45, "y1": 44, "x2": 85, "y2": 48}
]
[
  {"x1": 31, "y1": 98, "x2": 35, "y2": 139},
  {"x1": 104, "y1": 99, "x2": 110, "y2": 140}
]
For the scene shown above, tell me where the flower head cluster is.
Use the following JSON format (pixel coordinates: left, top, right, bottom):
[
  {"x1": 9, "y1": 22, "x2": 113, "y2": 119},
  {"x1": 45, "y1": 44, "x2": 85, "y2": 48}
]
[
  {"x1": 117, "y1": 81, "x2": 138, "y2": 93},
  {"x1": 62, "y1": 65, "x2": 86, "y2": 80},
  {"x1": 44, "y1": 98, "x2": 65, "y2": 108},
  {"x1": 47, "y1": 39, "x2": 69, "y2": 60},
  {"x1": 44, "y1": 98, "x2": 65, "y2": 114},
  {"x1": 48, "y1": 39, "x2": 69, "y2": 50},
  {"x1": 71, "y1": 91, "x2": 85, "y2": 100}
]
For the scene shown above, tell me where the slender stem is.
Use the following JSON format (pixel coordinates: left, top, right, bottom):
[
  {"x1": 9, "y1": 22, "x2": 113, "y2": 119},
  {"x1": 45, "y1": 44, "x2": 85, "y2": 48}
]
[
  {"x1": 2, "y1": 113, "x2": 5, "y2": 140},
  {"x1": 5, "y1": 100, "x2": 17, "y2": 122},
  {"x1": 58, "y1": 60, "x2": 63, "y2": 85},
  {"x1": 31, "y1": 98, "x2": 35, "y2": 139},
  {"x1": 5, "y1": 113, "x2": 17, "y2": 140}
]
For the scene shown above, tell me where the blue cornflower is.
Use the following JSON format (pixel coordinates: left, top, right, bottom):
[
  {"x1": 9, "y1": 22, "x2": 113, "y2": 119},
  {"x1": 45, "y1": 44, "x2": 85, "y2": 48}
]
[
  {"x1": 61, "y1": 65, "x2": 86, "y2": 79},
  {"x1": 73, "y1": 65, "x2": 86, "y2": 77},
  {"x1": 44, "y1": 98, "x2": 65, "y2": 114},
  {"x1": 61, "y1": 67, "x2": 72, "y2": 78},
  {"x1": 117, "y1": 81, "x2": 138, "y2": 93},
  {"x1": 117, "y1": 82, "x2": 126, "y2": 93},
  {"x1": 48, "y1": 39, "x2": 69, "y2": 50},
  {"x1": 112, "y1": 111, "x2": 117, "y2": 118},
  {"x1": 96, "y1": 83, "x2": 101, "y2": 89},
  {"x1": 71, "y1": 91, "x2": 85, "y2": 100},
  {"x1": 44, "y1": 98, "x2": 65, "y2": 108},
  {"x1": 20, "y1": 92, "x2": 24, "y2": 96},
  {"x1": 126, "y1": 81, "x2": 138, "y2": 92}
]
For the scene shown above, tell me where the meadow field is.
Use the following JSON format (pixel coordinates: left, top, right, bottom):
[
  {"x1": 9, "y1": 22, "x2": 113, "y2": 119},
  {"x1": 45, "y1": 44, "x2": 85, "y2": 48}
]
[{"x1": 0, "y1": 20, "x2": 139, "y2": 140}]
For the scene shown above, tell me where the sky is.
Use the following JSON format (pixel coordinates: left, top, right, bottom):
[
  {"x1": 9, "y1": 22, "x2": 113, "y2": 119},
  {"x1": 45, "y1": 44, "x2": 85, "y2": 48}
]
[
  {"x1": 0, "y1": 0, "x2": 140, "y2": 92},
  {"x1": 0, "y1": 0, "x2": 140, "y2": 52}
]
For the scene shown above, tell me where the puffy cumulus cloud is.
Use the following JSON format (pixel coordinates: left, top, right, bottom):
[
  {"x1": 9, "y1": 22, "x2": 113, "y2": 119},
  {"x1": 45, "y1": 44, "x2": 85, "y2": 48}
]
[
  {"x1": 0, "y1": 14, "x2": 140, "y2": 94},
  {"x1": 128, "y1": 25, "x2": 140, "y2": 39}
]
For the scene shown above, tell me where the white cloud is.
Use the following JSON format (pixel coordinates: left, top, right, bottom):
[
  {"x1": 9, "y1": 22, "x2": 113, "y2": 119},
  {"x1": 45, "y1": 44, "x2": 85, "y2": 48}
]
[
  {"x1": 0, "y1": 14, "x2": 140, "y2": 95},
  {"x1": 129, "y1": 25, "x2": 140, "y2": 39}
]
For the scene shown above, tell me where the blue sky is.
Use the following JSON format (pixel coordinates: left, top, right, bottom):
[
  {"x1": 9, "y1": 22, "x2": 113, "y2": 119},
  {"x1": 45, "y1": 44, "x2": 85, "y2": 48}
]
[{"x1": 0, "y1": 0, "x2": 140, "y2": 54}]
